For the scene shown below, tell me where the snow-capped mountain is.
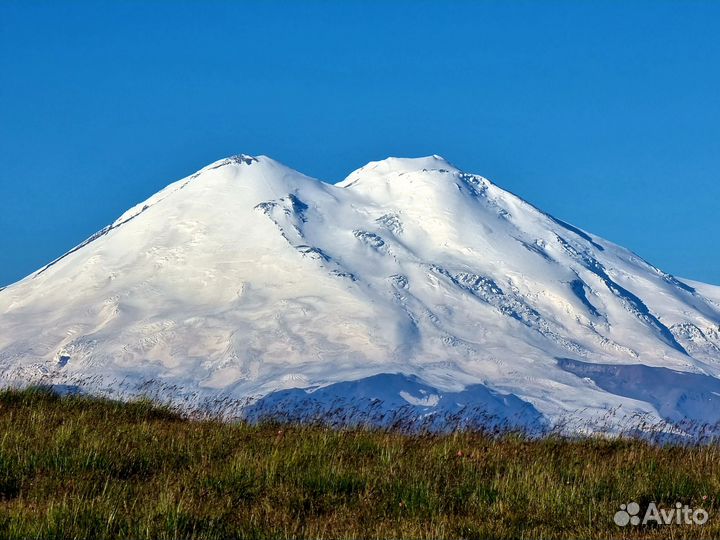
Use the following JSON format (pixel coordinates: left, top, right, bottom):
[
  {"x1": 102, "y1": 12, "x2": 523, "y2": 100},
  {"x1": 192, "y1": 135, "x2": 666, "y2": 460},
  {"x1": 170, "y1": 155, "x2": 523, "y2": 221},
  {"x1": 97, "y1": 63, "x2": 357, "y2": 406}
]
[{"x1": 1, "y1": 154, "x2": 719, "y2": 433}]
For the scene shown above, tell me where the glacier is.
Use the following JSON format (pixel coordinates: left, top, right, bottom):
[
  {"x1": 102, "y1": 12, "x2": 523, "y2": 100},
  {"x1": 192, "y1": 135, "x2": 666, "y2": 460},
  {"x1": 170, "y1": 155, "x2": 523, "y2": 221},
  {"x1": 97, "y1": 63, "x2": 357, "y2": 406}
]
[{"x1": 1, "y1": 154, "x2": 719, "y2": 435}]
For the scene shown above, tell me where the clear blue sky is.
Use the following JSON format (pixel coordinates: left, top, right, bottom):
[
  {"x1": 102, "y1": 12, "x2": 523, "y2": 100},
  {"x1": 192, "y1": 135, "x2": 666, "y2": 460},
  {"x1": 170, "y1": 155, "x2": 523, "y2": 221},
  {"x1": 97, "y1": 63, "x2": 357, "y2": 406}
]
[{"x1": 1, "y1": 1, "x2": 719, "y2": 287}]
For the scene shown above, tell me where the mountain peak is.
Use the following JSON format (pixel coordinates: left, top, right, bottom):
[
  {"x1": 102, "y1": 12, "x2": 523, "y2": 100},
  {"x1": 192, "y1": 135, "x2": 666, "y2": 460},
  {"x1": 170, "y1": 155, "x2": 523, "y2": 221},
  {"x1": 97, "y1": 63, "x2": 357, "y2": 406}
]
[
  {"x1": 365, "y1": 154, "x2": 457, "y2": 172},
  {"x1": 337, "y1": 155, "x2": 459, "y2": 188},
  {"x1": 199, "y1": 153, "x2": 278, "y2": 172}
]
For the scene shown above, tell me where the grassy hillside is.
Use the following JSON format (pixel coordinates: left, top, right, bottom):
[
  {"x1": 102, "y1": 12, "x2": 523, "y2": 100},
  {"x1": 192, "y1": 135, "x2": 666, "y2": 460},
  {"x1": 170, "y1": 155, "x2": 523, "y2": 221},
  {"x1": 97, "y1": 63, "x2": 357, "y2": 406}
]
[{"x1": 0, "y1": 388, "x2": 719, "y2": 539}]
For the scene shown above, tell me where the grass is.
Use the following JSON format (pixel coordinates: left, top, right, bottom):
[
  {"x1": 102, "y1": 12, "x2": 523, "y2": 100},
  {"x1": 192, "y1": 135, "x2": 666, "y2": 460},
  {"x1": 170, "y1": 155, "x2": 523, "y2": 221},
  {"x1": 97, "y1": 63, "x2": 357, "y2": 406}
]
[{"x1": 1, "y1": 388, "x2": 719, "y2": 539}]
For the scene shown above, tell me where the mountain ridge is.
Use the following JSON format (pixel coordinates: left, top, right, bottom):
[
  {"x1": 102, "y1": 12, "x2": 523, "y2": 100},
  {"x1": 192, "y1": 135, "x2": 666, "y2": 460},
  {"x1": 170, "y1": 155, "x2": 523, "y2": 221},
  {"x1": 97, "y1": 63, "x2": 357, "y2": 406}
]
[{"x1": 1, "y1": 154, "x2": 719, "y2": 435}]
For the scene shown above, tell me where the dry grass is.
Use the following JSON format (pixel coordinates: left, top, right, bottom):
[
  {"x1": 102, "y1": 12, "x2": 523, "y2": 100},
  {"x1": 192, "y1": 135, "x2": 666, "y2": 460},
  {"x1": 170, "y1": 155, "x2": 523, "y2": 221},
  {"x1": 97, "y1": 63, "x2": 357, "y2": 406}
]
[{"x1": 1, "y1": 388, "x2": 719, "y2": 539}]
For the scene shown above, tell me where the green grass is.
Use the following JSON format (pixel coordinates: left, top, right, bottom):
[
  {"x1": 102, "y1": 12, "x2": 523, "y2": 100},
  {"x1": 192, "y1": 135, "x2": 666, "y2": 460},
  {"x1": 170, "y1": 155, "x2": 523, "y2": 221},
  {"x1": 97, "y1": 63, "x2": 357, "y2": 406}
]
[{"x1": 1, "y1": 388, "x2": 719, "y2": 539}]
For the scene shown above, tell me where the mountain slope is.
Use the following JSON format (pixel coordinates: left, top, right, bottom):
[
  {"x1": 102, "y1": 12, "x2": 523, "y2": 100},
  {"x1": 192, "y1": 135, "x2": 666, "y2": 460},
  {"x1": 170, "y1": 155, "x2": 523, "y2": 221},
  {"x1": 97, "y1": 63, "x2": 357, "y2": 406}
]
[{"x1": 1, "y1": 154, "x2": 719, "y2": 433}]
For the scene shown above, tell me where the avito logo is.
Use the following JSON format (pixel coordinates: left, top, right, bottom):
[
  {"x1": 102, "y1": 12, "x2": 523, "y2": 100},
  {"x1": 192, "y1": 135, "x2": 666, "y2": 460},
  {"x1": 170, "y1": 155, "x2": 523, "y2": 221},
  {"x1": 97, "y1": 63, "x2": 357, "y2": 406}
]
[{"x1": 614, "y1": 501, "x2": 708, "y2": 526}]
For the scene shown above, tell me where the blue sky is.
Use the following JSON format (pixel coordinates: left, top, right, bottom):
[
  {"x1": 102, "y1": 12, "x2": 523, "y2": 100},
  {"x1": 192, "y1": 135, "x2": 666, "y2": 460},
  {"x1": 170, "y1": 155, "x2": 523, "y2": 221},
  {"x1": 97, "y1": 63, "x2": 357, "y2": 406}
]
[{"x1": 1, "y1": 1, "x2": 719, "y2": 286}]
